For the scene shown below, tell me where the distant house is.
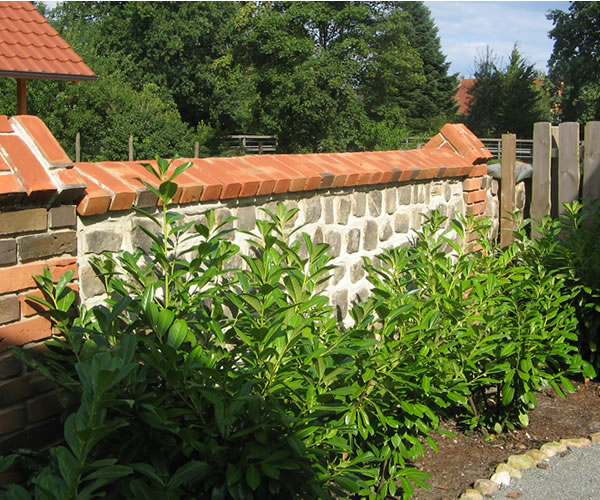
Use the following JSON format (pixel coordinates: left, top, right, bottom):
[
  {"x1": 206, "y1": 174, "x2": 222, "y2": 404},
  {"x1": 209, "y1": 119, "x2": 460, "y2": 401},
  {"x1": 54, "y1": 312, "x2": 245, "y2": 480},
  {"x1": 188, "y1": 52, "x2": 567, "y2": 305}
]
[
  {"x1": 454, "y1": 79, "x2": 475, "y2": 116},
  {"x1": 454, "y1": 77, "x2": 544, "y2": 117}
]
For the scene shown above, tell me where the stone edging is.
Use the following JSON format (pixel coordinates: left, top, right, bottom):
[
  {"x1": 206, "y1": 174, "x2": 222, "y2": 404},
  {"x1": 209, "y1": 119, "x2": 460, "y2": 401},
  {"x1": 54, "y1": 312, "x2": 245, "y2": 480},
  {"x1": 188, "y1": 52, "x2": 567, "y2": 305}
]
[{"x1": 458, "y1": 432, "x2": 600, "y2": 499}]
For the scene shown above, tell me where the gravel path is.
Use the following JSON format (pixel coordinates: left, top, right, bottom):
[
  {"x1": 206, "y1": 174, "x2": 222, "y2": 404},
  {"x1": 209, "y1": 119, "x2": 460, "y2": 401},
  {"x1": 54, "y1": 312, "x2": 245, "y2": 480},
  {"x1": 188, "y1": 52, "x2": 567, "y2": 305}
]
[{"x1": 487, "y1": 443, "x2": 600, "y2": 500}]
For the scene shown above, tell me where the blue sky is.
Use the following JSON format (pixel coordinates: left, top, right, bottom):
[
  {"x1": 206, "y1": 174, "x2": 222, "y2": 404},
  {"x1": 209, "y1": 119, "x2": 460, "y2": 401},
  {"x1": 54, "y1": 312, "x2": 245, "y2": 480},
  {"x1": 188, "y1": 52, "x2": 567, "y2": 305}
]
[{"x1": 425, "y1": 1, "x2": 571, "y2": 77}]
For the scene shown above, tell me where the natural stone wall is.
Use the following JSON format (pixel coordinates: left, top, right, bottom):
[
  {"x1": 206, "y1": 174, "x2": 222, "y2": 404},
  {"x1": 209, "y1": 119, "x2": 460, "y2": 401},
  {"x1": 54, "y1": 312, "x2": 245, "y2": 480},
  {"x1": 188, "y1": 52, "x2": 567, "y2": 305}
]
[
  {"x1": 78, "y1": 179, "x2": 466, "y2": 321},
  {"x1": 486, "y1": 178, "x2": 528, "y2": 241}
]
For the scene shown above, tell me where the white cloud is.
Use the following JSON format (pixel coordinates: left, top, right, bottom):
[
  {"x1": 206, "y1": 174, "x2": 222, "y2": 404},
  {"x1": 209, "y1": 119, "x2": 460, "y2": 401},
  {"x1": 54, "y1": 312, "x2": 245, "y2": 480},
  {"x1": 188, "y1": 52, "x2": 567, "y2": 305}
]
[{"x1": 425, "y1": 1, "x2": 571, "y2": 77}]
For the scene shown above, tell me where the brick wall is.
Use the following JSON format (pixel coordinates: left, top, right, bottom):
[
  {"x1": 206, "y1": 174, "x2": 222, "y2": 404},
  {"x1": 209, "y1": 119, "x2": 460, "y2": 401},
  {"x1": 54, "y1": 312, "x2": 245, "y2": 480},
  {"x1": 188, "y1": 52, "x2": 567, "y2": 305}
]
[{"x1": 0, "y1": 116, "x2": 492, "y2": 457}]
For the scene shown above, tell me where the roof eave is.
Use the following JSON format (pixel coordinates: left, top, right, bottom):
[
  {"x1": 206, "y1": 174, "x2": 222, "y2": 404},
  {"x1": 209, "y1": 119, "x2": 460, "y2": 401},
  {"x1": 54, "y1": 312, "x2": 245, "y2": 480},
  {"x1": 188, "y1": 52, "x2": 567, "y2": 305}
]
[{"x1": 0, "y1": 70, "x2": 98, "y2": 81}]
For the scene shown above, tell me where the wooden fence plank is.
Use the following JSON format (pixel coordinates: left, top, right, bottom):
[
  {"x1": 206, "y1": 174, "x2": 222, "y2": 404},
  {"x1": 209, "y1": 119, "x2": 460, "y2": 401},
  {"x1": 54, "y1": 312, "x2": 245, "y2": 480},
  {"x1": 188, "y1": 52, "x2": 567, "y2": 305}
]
[
  {"x1": 501, "y1": 133, "x2": 516, "y2": 247},
  {"x1": 558, "y1": 122, "x2": 580, "y2": 213},
  {"x1": 583, "y1": 121, "x2": 600, "y2": 201},
  {"x1": 531, "y1": 122, "x2": 552, "y2": 237}
]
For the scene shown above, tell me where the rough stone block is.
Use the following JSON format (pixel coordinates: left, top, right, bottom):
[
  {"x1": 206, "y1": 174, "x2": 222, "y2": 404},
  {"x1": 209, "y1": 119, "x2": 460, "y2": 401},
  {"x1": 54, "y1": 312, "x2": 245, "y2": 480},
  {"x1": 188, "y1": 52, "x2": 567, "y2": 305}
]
[
  {"x1": 412, "y1": 212, "x2": 422, "y2": 231},
  {"x1": 495, "y1": 463, "x2": 522, "y2": 478},
  {"x1": 398, "y1": 185, "x2": 411, "y2": 205},
  {"x1": 313, "y1": 227, "x2": 323, "y2": 245},
  {"x1": 236, "y1": 206, "x2": 256, "y2": 231},
  {"x1": 394, "y1": 213, "x2": 410, "y2": 234},
  {"x1": 0, "y1": 295, "x2": 19, "y2": 325},
  {"x1": 0, "y1": 208, "x2": 46, "y2": 236},
  {"x1": 79, "y1": 260, "x2": 105, "y2": 299},
  {"x1": 323, "y1": 198, "x2": 334, "y2": 224},
  {"x1": 379, "y1": 221, "x2": 392, "y2": 242},
  {"x1": 332, "y1": 289, "x2": 348, "y2": 320},
  {"x1": 444, "y1": 183, "x2": 453, "y2": 202},
  {"x1": 430, "y1": 182, "x2": 443, "y2": 197},
  {"x1": 363, "y1": 220, "x2": 378, "y2": 251},
  {"x1": 324, "y1": 231, "x2": 341, "y2": 257},
  {"x1": 350, "y1": 261, "x2": 364, "y2": 283},
  {"x1": 346, "y1": 228, "x2": 360, "y2": 254},
  {"x1": 131, "y1": 220, "x2": 155, "y2": 252},
  {"x1": 459, "y1": 489, "x2": 482, "y2": 500},
  {"x1": 333, "y1": 265, "x2": 345, "y2": 285},
  {"x1": 385, "y1": 189, "x2": 396, "y2": 215},
  {"x1": 417, "y1": 184, "x2": 426, "y2": 204},
  {"x1": 525, "y1": 449, "x2": 548, "y2": 462},
  {"x1": 0, "y1": 240, "x2": 17, "y2": 266},
  {"x1": 83, "y1": 229, "x2": 123, "y2": 254},
  {"x1": 353, "y1": 192, "x2": 366, "y2": 217},
  {"x1": 506, "y1": 453, "x2": 536, "y2": 470},
  {"x1": 490, "y1": 470, "x2": 510, "y2": 486},
  {"x1": 48, "y1": 205, "x2": 76, "y2": 229},
  {"x1": 337, "y1": 197, "x2": 351, "y2": 225},
  {"x1": 560, "y1": 437, "x2": 591, "y2": 449},
  {"x1": 18, "y1": 231, "x2": 76, "y2": 262},
  {"x1": 368, "y1": 191, "x2": 382, "y2": 217},
  {"x1": 474, "y1": 478, "x2": 499, "y2": 495},
  {"x1": 304, "y1": 197, "x2": 322, "y2": 224}
]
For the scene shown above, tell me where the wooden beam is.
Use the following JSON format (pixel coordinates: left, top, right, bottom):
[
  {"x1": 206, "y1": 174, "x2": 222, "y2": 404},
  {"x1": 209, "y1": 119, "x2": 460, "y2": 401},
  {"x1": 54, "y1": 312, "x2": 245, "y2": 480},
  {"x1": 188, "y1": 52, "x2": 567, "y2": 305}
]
[
  {"x1": 500, "y1": 133, "x2": 516, "y2": 248},
  {"x1": 16, "y1": 78, "x2": 27, "y2": 114}
]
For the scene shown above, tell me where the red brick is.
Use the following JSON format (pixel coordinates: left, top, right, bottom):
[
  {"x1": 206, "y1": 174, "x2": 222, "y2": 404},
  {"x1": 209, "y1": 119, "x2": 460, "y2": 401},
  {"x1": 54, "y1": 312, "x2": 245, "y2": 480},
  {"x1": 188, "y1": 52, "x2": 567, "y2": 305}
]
[
  {"x1": 468, "y1": 164, "x2": 488, "y2": 177},
  {"x1": 0, "y1": 417, "x2": 62, "y2": 452},
  {"x1": 55, "y1": 167, "x2": 87, "y2": 203},
  {"x1": 465, "y1": 202, "x2": 485, "y2": 216},
  {"x1": 100, "y1": 161, "x2": 161, "y2": 207},
  {"x1": 75, "y1": 174, "x2": 112, "y2": 216},
  {"x1": 18, "y1": 231, "x2": 76, "y2": 262},
  {"x1": 0, "y1": 405, "x2": 27, "y2": 435},
  {"x1": 0, "y1": 374, "x2": 31, "y2": 407},
  {"x1": 235, "y1": 156, "x2": 293, "y2": 194},
  {"x1": 26, "y1": 389, "x2": 63, "y2": 423},
  {"x1": 183, "y1": 166, "x2": 223, "y2": 202},
  {"x1": 0, "y1": 317, "x2": 52, "y2": 352},
  {"x1": 0, "y1": 207, "x2": 46, "y2": 236},
  {"x1": 202, "y1": 158, "x2": 262, "y2": 198},
  {"x1": 0, "y1": 352, "x2": 23, "y2": 380},
  {"x1": 0, "y1": 257, "x2": 78, "y2": 295},
  {"x1": 76, "y1": 162, "x2": 136, "y2": 211},
  {"x1": 464, "y1": 190, "x2": 487, "y2": 204},
  {"x1": 0, "y1": 295, "x2": 19, "y2": 324},
  {"x1": 12, "y1": 115, "x2": 72, "y2": 168},
  {"x1": 0, "y1": 115, "x2": 13, "y2": 133},
  {"x1": 0, "y1": 155, "x2": 12, "y2": 172},
  {"x1": 423, "y1": 133, "x2": 445, "y2": 150},
  {"x1": 463, "y1": 177, "x2": 482, "y2": 192},
  {"x1": 0, "y1": 136, "x2": 56, "y2": 202}
]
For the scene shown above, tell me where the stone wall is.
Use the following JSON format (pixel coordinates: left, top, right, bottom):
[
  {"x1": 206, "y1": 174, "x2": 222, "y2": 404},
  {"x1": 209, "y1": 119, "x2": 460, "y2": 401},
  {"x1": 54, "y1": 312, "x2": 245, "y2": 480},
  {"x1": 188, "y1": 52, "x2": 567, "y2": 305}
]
[
  {"x1": 0, "y1": 115, "x2": 492, "y2": 460},
  {"x1": 78, "y1": 178, "x2": 467, "y2": 321}
]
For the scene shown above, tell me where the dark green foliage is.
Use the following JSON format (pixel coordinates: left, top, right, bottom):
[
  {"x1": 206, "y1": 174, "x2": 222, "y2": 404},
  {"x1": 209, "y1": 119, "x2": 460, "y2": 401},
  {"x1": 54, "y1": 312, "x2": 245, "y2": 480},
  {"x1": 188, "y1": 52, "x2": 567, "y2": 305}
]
[
  {"x1": 548, "y1": 2, "x2": 600, "y2": 122},
  {"x1": 21, "y1": 2, "x2": 460, "y2": 156},
  {"x1": 0, "y1": 165, "x2": 593, "y2": 499},
  {"x1": 466, "y1": 45, "x2": 550, "y2": 139}
]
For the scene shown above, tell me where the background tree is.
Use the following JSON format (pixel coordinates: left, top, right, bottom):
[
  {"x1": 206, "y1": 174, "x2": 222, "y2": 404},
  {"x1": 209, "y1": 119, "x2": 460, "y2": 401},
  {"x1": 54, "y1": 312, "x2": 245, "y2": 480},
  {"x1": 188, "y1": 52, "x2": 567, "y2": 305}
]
[
  {"x1": 466, "y1": 45, "x2": 549, "y2": 139},
  {"x1": 0, "y1": 2, "x2": 459, "y2": 157},
  {"x1": 548, "y1": 2, "x2": 600, "y2": 123}
]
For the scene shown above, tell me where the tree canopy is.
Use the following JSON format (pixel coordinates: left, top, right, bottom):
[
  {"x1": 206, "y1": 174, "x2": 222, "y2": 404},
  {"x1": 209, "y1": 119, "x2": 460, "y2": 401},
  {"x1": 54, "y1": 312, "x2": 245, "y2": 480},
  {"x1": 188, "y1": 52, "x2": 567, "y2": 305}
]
[
  {"x1": 465, "y1": 45, "x2": 549, "y2": 139},
  {"x1": 0, "y1": 2, "x2": 459, "y2": 159},
  {"x1": 548, "y1": 1, "x2": 600, "y2": 123}
]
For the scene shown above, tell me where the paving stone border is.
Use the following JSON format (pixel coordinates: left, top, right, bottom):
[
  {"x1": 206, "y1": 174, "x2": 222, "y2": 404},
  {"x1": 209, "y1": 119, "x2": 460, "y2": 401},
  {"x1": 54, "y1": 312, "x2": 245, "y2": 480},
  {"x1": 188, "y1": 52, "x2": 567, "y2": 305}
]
[{"x1": 458, "y1": 432, "x2": 600, "y2": 499}]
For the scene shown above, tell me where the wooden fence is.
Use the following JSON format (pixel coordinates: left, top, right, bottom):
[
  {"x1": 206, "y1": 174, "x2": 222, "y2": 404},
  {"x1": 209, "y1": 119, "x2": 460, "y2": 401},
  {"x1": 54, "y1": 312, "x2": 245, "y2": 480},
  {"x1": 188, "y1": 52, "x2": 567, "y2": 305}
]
[{"x1": 499, "y1": 122, "x2": 600, "y2": 246}]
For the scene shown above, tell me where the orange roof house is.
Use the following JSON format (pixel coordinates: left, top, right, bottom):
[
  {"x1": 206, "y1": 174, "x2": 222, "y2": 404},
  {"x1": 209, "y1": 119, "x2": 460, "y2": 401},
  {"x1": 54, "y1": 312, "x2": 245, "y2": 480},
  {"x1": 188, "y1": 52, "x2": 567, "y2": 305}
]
[
  {"x1": 0, "y1": 1, "x2": 96, "y2": 114},
  {"x1": 454, "y1": 79, "x2": 474, "y2": 116}
]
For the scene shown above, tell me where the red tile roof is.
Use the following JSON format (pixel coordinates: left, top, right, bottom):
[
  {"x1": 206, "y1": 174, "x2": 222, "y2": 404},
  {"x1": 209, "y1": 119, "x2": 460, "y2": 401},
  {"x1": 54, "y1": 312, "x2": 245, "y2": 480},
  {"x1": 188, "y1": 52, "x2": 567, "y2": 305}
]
[{"x1": 0, "y1": 1, "x2": 96, "y2": 81}]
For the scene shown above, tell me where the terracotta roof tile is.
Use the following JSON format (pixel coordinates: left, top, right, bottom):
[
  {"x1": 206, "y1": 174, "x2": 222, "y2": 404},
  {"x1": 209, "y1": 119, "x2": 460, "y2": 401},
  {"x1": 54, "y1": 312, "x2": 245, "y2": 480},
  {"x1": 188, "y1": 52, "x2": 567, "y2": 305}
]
[{"x1": 0, "y1": 2, "x2": 96, "y2": 81}]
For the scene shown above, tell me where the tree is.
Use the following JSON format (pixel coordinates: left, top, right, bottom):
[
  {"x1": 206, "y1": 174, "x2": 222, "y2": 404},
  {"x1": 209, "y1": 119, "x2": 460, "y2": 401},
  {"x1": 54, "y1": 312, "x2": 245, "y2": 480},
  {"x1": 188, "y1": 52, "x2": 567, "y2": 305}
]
[
  {"x1": 392, "y1": 2, "x2": 459, "y2": 133},
  {"x1": 548, "y1": 2, "x2": 600, "y2": 122},
  {"x1": 466, "y1": 45, "x2": 549, "y2": 139}
]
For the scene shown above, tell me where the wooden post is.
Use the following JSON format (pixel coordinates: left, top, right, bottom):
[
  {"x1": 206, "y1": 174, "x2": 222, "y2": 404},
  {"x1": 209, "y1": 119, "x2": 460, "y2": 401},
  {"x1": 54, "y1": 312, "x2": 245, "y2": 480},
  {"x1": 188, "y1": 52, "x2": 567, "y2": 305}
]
[
  {"x1": 129, "y1": 135, "x2": 134, "y2": 161},
  {"x1": 531, "y1": 122, "x2": 552, "y2": 238},
  {"x1": 194, "y1": 141, "x2": 199, "y2": 158},
  {"x1": 75, "y1": 132, "x2": 81, "y2": 163},
  {"x1": 558, "y1": 122, "x2": 580, "y2": 214},
  {"x1": 583, "y1": 121, "x2": 600, "y2": 201},
  {"x1": 500, "y1": 133, "x2": 516, "y2": 248},
  {"x1": 16, "y1": 79, "x2": 27, "y2": 115}
]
